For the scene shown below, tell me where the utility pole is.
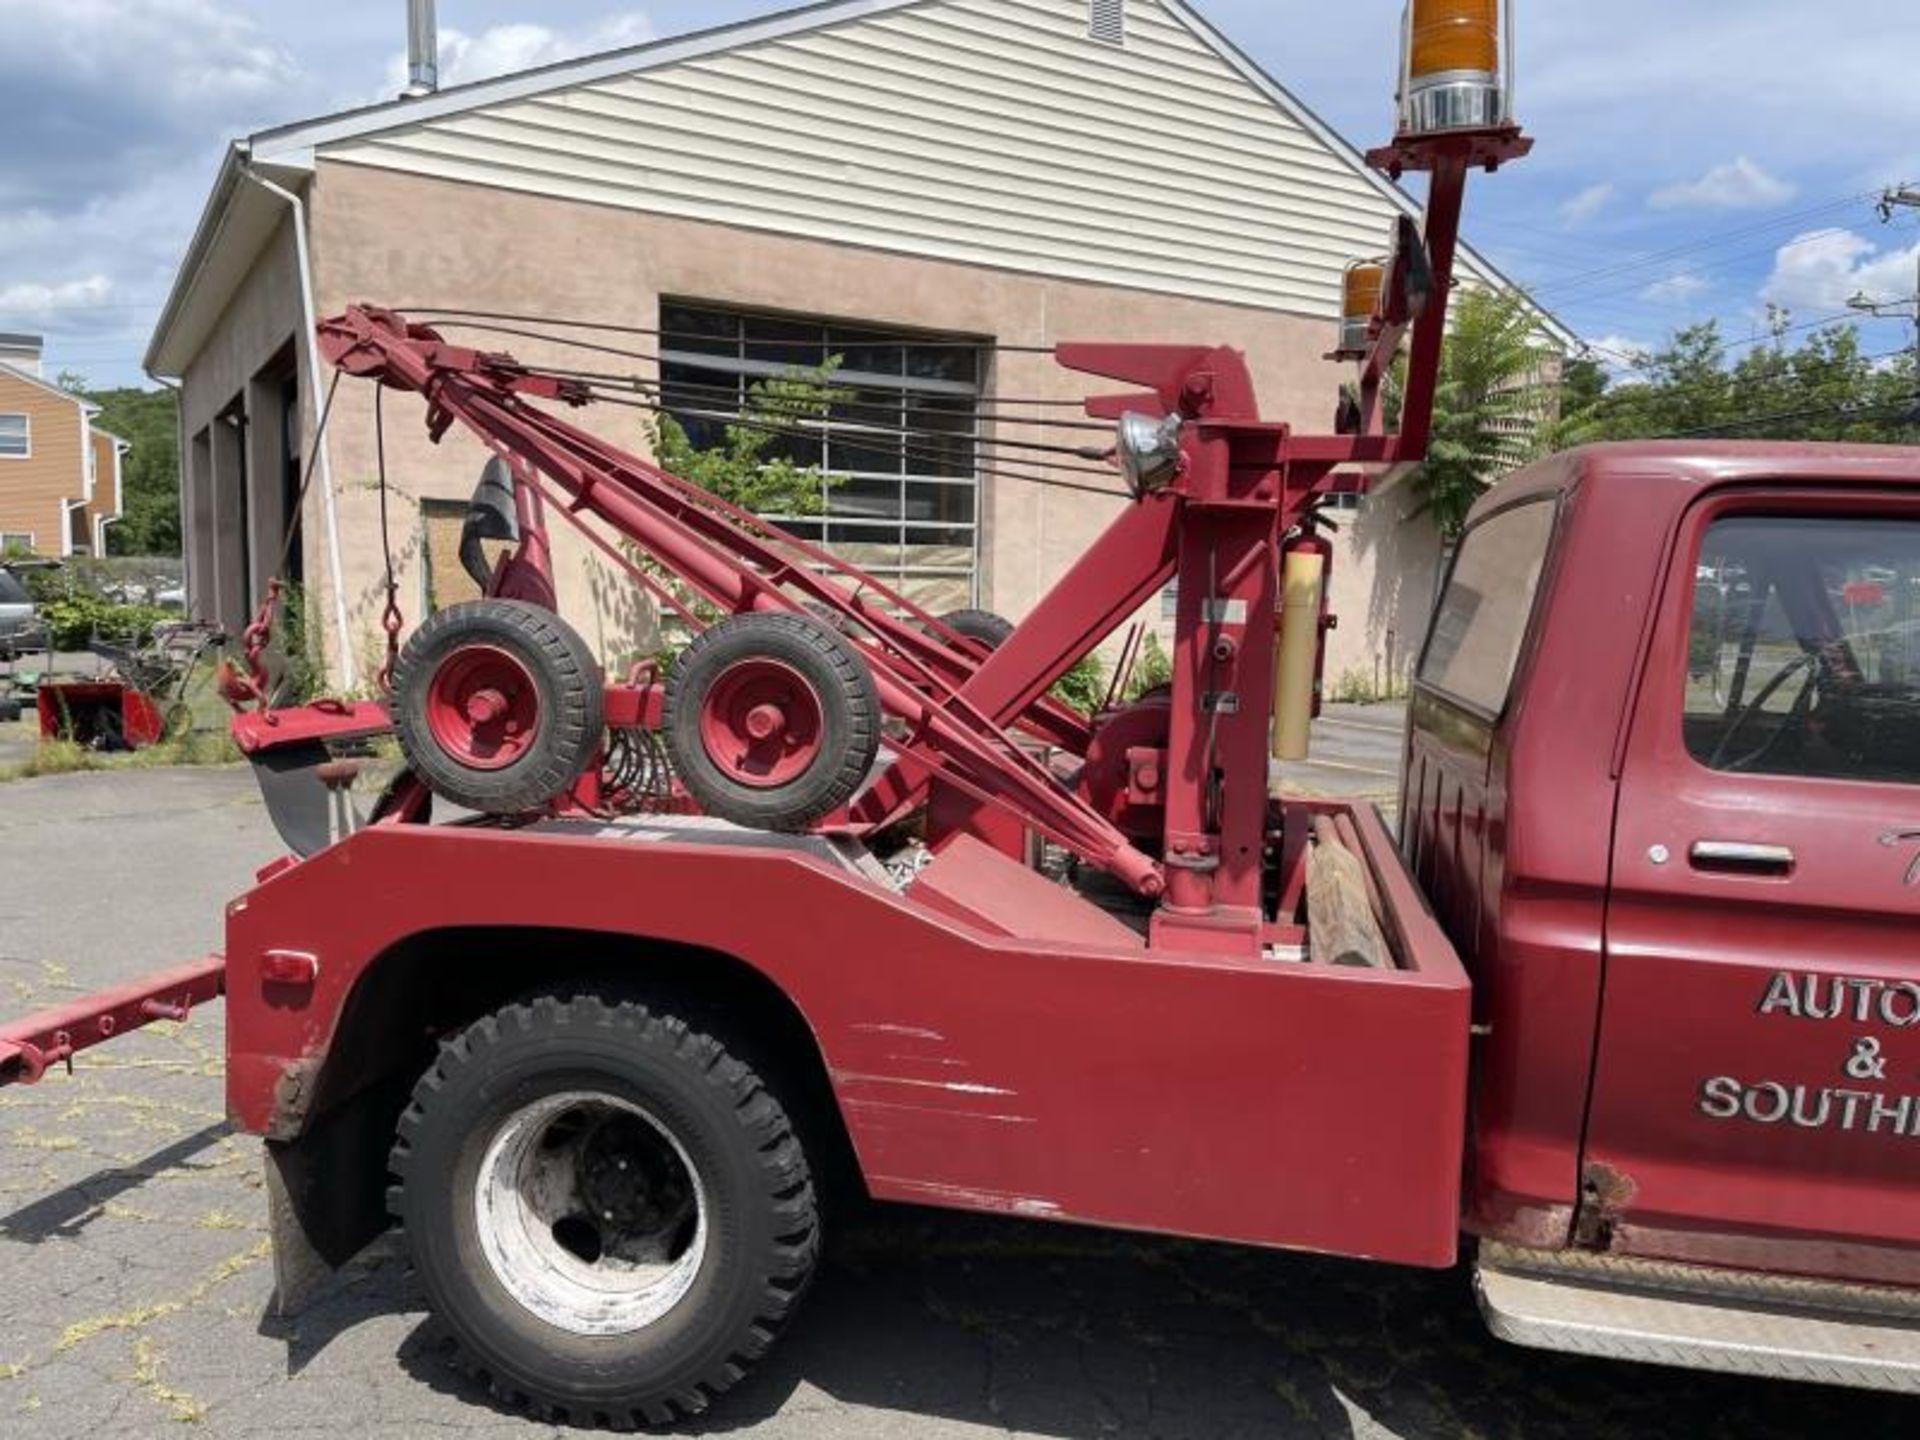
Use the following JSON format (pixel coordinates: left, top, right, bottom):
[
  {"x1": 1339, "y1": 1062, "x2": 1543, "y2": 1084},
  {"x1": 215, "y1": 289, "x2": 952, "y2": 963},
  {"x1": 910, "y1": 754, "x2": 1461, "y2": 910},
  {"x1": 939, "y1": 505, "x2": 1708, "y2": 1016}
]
[{"x1": 1847, "y1": 185, "x2": 1920, "y2": 417}]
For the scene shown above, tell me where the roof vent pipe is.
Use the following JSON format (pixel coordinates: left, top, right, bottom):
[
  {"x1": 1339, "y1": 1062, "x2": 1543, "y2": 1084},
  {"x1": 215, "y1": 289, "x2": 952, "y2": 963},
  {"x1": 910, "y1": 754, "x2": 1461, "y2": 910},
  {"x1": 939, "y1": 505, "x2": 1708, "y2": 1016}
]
[{"x1": 404, "y1": 0, "x2": 438, "y2": 96}]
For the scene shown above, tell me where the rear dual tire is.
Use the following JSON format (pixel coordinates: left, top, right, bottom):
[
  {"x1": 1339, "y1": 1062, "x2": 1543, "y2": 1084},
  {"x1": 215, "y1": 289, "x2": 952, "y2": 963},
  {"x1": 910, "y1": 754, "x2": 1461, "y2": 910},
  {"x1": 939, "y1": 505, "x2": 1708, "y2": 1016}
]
[{"x1": 390, "y1": 993, "x2": 820, "y2": 1429}]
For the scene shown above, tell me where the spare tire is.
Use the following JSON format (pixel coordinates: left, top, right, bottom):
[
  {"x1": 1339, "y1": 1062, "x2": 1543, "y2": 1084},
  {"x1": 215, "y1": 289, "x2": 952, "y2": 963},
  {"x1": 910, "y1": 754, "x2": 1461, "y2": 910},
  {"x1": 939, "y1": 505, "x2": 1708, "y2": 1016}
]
[
  {"x1": 664, "y1": 612, "x2": 879, "y2": 833},
  {"x1": 392, "y1": 599, "x2": 604, "y2": 814},
  {"x1": 938, "y1": 608, "x2": 1014, "y2": 653}
]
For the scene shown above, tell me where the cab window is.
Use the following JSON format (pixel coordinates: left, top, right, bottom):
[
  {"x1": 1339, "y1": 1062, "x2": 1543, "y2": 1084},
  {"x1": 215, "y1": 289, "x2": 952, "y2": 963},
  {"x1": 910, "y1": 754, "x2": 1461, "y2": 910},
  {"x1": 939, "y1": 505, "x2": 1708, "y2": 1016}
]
[
  {"x1": 1418, "y1": 500, "x2": 1556, "y2": 715},
  {"x1": 1685, "y1": 514, "x2": 1920, "y2": 782}
]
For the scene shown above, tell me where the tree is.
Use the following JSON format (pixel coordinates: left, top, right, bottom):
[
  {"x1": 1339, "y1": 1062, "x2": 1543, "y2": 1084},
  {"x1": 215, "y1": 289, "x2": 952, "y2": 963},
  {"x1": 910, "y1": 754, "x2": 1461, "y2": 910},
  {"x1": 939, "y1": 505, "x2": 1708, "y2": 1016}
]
[
  {"x1": 1393, "y1": 287, "x2": 1555, "y2": 541},
  {"x1": 648, "y1": 362, "x2": 848, "y2": 516},
  {"x1": 1557, "y1": 318, "x2": 1919, "y2": 448},
  {"x1": 85, "y1": 386, "x2": 182, "y2": 556}
]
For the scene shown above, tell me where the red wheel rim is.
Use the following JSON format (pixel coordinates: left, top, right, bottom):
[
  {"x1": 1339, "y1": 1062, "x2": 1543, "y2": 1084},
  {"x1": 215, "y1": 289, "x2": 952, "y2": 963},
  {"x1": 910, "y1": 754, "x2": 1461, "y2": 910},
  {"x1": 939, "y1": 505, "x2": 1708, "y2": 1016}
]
[
  {"x1": 697, "y1": 658, "x2": 825, "y2": 789},
  {"x1": 424, "y1": 644, "x2": 543, "y2": 771}
]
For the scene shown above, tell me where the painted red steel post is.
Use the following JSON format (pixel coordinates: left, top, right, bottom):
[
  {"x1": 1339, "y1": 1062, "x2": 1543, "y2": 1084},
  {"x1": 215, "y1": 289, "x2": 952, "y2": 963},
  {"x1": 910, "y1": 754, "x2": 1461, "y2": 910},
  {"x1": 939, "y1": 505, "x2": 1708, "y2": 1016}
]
[
  {"x1": 1150, "y1": 373, "x2": 1283, "y2": 954},
  {"x1": 1394, "y1": 153, "x2": 1470, "y2": 459}
]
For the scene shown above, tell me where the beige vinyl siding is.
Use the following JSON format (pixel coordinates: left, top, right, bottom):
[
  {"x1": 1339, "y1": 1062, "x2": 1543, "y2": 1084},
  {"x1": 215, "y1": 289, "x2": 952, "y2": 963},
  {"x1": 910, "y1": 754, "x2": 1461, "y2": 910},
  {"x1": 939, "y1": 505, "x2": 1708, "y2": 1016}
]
[
  {"x1": 317, "y1": 0, "x2": 1437, "y2": 321},
  {"x1": 0, "y1": 370, "x2": 90, "y2": 557}
]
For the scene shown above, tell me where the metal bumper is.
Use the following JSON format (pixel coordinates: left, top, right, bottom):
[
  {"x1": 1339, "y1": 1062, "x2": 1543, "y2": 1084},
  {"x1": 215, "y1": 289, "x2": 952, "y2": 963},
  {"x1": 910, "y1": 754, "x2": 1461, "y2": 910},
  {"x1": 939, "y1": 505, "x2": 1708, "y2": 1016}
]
[{"x1": 1477, "y1": 1240, "x2": 1920, "y2": 1394}]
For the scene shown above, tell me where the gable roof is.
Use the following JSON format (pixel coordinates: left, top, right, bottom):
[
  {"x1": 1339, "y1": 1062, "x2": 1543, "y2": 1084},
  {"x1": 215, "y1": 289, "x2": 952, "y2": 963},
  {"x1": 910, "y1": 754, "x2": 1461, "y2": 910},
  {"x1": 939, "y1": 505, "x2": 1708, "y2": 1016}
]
[
  {"x1": 0, "y1": 359, "x2": 99, "y2": 415},
  {"x1": 148, "y1": 0, "x2": 1573, "y2": 374}
]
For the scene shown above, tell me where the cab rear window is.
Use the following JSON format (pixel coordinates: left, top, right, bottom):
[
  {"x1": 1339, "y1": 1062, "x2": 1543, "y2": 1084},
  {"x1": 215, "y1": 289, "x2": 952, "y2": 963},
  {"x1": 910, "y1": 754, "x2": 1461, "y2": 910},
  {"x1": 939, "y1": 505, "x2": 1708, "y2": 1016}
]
[
  {"x1": 0, "y1": 571, "x2": 28, "y2": 605},
  {"x1": 1685, "y1": 514, "x2": 1920, "y2": 783},
  {"x1": 1417, "y1": 500, "x2": 1556, "y2": 715}
]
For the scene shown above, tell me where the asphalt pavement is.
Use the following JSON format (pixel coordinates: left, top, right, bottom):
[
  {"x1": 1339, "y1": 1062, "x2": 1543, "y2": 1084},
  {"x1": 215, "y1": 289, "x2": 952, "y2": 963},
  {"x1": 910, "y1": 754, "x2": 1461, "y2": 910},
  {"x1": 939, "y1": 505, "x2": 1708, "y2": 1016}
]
[
  {"x1": 0, "y1": 721, "x2": 1904, "y2": 1438},
  {"x1": 1281, "y1": 703, "x2": 1407, "y2": 809}
]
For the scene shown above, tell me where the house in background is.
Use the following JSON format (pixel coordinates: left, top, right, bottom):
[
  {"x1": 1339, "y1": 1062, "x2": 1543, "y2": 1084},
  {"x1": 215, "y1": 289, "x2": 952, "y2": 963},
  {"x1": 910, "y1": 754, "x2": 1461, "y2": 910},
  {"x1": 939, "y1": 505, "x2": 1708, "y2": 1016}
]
[
  {"x1": 0, "y1": 333, "x2": 128, "y2": 558},
  {"x1": 147, "y1": 0, "x2": 1569, "y2": 689}
]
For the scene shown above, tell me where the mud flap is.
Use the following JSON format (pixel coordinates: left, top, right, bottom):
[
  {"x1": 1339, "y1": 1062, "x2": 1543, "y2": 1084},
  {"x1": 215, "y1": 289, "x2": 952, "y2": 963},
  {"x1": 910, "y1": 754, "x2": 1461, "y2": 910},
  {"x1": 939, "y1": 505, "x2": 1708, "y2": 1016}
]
[
  {"x1": 263, "y1": 1073, "x2": 414, "y2": 1315},
  {"x1": 265, "y1": 1144, "x2": 339, "y2": 1317}
]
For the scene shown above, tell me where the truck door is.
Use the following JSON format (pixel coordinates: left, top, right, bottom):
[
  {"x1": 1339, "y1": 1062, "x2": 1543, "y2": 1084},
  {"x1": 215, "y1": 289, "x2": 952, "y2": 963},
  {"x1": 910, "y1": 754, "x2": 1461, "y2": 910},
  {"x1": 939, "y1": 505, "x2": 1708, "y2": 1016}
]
[{"x1": 1586, "y1": 489, "x2": 1920, "y2": 1277}]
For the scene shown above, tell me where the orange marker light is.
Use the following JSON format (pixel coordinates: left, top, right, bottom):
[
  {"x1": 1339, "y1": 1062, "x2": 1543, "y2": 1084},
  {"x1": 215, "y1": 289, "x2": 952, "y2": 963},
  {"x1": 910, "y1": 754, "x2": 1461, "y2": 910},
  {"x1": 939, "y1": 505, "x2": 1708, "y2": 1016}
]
[
  {"x1": 1400, "y1": 0, "x2": 1510, "y2": 135},
  {"x1": 1409, "y1": 0, "x2": 1499, "y2": 78},
  {"x1": 1340, "y1": 262, "x2": 1386, "y2": 355}
]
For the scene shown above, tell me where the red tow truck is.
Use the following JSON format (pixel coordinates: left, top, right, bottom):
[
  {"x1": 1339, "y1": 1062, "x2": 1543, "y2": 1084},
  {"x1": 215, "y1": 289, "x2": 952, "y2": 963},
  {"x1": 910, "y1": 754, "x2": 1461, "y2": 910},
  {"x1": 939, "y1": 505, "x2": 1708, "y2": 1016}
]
[{"x1": 5, "y1": 4, "x2": 1920, "y2": 1426}]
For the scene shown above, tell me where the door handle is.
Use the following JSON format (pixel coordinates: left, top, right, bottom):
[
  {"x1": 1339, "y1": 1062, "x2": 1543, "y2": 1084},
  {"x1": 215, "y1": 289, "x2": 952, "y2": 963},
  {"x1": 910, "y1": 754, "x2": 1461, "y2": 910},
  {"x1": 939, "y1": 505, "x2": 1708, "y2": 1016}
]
[{"x1": 1690, "y1": 840, "x2": 1795, "y2": 875}]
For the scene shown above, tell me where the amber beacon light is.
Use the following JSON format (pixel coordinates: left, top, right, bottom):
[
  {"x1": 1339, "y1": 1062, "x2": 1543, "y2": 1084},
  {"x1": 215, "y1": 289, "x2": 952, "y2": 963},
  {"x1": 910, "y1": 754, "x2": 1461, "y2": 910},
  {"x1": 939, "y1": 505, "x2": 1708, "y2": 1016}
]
[
  {"x1": 1339, "y1": 261, "x2": 1386, "y2": 356},
  {"x1": 1399, "y1": 0, "x2": 1512, "y2": 135}
]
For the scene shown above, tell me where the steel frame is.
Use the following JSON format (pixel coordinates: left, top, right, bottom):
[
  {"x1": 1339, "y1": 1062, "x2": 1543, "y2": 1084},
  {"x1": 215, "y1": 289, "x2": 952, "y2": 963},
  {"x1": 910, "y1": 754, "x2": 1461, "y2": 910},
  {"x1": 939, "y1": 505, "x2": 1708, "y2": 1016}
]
[{"x1": 302, "y1": 128, "x2": 1524, "y2": 953}]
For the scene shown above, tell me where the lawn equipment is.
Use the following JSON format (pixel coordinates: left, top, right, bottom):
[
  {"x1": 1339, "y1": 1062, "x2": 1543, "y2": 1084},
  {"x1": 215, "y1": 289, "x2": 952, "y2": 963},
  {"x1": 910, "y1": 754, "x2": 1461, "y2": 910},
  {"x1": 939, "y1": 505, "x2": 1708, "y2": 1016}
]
[{"x1": 88, "y1": 620, "x2": 228, "y2": 742}]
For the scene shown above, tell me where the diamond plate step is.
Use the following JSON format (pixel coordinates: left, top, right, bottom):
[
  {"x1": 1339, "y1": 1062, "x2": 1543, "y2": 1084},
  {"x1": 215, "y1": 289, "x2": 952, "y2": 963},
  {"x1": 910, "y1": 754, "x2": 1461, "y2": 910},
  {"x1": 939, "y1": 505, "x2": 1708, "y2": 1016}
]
[{"x1": 1475, "y1": 1241, "x2": 1920, "y2": 1393}]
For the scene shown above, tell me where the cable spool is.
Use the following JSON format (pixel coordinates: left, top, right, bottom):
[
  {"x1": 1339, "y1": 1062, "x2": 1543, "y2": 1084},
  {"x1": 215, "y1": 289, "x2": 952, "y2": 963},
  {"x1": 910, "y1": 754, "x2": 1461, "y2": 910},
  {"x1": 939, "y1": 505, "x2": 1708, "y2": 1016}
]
[{"x1": 1400, "y1": 0, "x2": 1508, "y2": 135}]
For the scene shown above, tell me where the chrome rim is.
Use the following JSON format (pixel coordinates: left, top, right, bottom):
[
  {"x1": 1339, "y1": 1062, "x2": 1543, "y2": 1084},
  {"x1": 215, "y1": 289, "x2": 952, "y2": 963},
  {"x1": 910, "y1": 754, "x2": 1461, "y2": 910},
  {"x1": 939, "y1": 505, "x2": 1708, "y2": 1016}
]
[{"x1": 474, "y1": 1090, "x2": 708, "y2": 1337}]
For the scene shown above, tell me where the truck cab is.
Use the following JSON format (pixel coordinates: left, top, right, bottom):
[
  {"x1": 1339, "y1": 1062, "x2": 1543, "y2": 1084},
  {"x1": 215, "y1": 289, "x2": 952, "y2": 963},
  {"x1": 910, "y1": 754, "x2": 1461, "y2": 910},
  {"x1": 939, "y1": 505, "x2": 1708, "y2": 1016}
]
[{"x1": 1404, "y1": 441, "x2": 1920, "y2": 1383}]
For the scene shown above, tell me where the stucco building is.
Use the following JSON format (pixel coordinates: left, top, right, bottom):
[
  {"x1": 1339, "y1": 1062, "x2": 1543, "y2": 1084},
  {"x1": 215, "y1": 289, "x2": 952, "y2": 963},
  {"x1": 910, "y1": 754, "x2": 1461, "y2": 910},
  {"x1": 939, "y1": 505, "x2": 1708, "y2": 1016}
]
[
  {"x1": 0, "y1": 334, "x2": 127, "y2": 558},
  {"x1": 146, "y1": 0, "x2": 1566, "y2": 690}
]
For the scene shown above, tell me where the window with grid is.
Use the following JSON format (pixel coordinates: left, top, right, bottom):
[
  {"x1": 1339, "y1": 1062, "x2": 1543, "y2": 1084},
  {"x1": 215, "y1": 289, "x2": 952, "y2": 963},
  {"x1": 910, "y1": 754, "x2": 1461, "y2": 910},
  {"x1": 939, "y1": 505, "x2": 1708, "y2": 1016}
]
[
  {"x1": 658, "y1": 301, "x2": 982, "y2": 614},
  {"x1": 0, "y1": 414, "x2": 28, "y2": 458}
]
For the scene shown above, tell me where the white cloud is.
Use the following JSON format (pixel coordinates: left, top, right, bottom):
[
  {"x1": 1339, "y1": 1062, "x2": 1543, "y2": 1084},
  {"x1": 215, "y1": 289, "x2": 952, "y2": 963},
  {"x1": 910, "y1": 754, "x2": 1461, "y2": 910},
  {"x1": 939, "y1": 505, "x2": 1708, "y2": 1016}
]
[
  {"x1": 1762, "y1": 228, "x2": 1920, "y2": 314},
  {"x1": 0, "y1": 275, "x2": 116, "y2": 317},
  {"x1": 1639, "y1": 270, "x2": 1710, "y2": 304},
  {"x1": 12, "y1": 0, "x2": 298, "y2": 105},
  {"x1": 1558, "y1": 183, "x2": 1614, "y2": 229},
  {"x1": 0, "y1": 0, "x2": 314, "y2": 229},
  {"x1": 1649, "y1": 156, "x2": 1796, "y2": 211},
  {"x1": 384, "y1": 14, "x2": 658, "y2": 95}
]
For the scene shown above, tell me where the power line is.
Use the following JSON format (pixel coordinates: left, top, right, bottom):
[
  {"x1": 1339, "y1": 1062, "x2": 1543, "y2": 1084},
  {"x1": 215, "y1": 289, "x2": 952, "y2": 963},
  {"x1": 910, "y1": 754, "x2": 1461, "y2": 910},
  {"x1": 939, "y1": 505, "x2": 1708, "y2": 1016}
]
[
  {"x1": 1522, "y1": 191, "x2": 1879, "y2": 299},
  {"x1": 1665, "y1": 392, "x2": 1920, "y2": 439},
  {"x1": 1578, "y1": 313, "x2": 1905, "y2": 369},
  {"x1": 1544, "y1": 229, "x2": 1867, "y2": 314}
]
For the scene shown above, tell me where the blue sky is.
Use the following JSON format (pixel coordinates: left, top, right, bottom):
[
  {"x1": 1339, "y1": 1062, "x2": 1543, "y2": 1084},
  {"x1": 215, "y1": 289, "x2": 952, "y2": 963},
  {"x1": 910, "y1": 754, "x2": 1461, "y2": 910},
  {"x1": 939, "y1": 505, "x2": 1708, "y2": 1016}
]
[{"x1": 2, "y1": 0, "x2": 1916, "y2": 388}]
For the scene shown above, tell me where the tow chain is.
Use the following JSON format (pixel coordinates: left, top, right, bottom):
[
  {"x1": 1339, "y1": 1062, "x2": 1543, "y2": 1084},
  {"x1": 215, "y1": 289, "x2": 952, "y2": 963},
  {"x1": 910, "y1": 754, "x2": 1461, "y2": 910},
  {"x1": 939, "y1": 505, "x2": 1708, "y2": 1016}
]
[
  {"x1": 217, "y1": 371, "x2": 342, "y2": 715},
  {"x1": 374, "y1": 383, "x2": 405, "y2": 696}
]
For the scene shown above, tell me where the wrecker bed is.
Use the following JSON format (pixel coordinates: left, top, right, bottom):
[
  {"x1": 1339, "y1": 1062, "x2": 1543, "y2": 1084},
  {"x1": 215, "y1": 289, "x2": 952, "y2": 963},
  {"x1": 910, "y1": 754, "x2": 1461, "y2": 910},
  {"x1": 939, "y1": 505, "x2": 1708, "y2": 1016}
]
[{"x1": 218, "y1": 796, "x2": 1469, "y2": 1296}]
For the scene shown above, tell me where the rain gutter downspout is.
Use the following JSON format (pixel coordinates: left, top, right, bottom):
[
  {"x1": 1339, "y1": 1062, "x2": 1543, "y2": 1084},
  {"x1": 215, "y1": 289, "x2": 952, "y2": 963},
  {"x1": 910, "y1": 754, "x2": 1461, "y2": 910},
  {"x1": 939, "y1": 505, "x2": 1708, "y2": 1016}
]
[{"x1": 242, "y1": 164, "x2": 356, "y2": 685}]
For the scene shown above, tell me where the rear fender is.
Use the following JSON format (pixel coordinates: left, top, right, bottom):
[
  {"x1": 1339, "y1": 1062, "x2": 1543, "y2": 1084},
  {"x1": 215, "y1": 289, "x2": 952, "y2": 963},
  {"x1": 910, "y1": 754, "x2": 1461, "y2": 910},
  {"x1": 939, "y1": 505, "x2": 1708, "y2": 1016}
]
[{"x1": 253, "y1": 924, "x2": 852, "y2": 1310}]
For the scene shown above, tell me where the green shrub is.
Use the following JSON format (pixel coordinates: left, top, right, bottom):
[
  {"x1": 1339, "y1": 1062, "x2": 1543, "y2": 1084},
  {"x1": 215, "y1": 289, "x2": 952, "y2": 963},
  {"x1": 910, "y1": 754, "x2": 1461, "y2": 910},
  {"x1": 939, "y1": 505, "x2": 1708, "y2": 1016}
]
[
  {"x1": 271, "y1": 582, "x2": 326, "y2": 705},
  {"x1": 1050, "y1": 653, "x2": 1108, "y2": 716},
  {"x1": 38, "y1": 594, "x2": 170, "y2": 650},
  {"x1": 1125, "y1": 632, "x2": 1173, "y2": 700}
]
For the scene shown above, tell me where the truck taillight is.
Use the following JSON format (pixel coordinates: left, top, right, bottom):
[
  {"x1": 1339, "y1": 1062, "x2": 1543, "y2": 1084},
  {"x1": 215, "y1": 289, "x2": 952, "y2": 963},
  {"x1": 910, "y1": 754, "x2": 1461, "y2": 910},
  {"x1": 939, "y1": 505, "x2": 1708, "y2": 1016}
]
[
  {"x1": 1340, "y1": 262, "x2": 1387, "y2": 356},
  {"x1": 1399, "y1": 0, "x2": 1512, "y2": 136}
]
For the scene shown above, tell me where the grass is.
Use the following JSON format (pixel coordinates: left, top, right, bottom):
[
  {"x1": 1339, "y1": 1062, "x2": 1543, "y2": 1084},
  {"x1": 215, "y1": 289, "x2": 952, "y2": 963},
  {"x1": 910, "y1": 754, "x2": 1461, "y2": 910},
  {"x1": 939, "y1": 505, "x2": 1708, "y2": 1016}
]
[
  {"x1": 0, "y1": 730, "x2": 243, "y2": 783},
  {"x1": 1329, "y1": 667, "x2": 1412, "y2": 706}
]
